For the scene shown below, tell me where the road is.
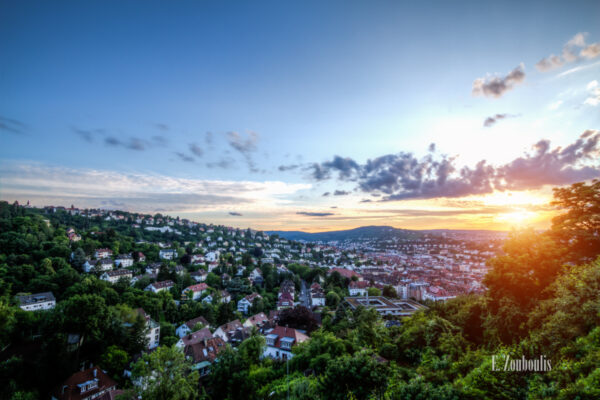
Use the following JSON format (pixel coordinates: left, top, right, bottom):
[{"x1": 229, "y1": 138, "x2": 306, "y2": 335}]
[{"x1": 299, "y1": 280, "x2": 310, "y2": 308}]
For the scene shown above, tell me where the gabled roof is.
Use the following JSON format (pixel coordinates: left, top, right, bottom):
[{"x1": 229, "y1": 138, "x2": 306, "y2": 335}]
[
  {"x1": 184, "y1": 337, "x2": 226, "y2": 364},
  {"x1": 151, "y1": 280, "x2": 174, "y2": 289},
  {"x1": 245, "y1": 312, "x2": 268, "y2": 327},
  {"x1": 349, "y1": 280, "x2": 369, "y2": 289},
  {"x1": 264, "y1": 326, "x2": 308, "y2": 350},
  {"x1": 184, "y1": 283, "x2": 209, "y2": 292},
  {"x1": 53, "y1": 366, "x2": 116, "y2": 400},
  {"x1": 184, "y1": 316, "x2": 210, "y2": 330},
  {"x1": 180, "y1": 327, "x2": 213, "y2": 347},
  {"x1": 216, "y1": 319, "x2": 242, "y2": 333}
]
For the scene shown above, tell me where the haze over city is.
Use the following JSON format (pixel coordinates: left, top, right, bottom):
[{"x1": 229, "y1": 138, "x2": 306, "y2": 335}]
[{"x1": 1, "y1": 0, "x2": 599, "y2": 231}]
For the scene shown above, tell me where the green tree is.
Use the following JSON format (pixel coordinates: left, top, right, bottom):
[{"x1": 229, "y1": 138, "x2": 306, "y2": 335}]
[{"x1": 131, "y1": 345, "x2": 199, "y2": 400}]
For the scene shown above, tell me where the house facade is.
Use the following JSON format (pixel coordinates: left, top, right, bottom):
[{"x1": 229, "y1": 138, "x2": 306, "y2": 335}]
[
  {"x1": 17, "y1": 292, "x2": 56, "y2": 311},
  {"x1": 263, "y1": 326, "x2": 308, "y2": 360}
]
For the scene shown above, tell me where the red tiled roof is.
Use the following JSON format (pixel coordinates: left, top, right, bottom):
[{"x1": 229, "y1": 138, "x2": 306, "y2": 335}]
[
  {"x1": 266, "y1": 326, "x2": 308, "y2": 350},
  {"x1": 349, "y1": 281, "x2": 369, "y2": 289},
  {"x1": 53, "y1": 366, "x2": 117, "y2": 400},
  {"x1": 185, "y1": 283, "x2": 208, "y2": 292},
  {"x1": 184, "y1": 337, "x2": 227, "y2": 364}
]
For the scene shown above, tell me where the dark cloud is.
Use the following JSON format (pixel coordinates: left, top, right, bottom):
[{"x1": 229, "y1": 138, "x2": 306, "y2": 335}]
[
  {"x1": 174, "y1": 152, "x2": 194, "y2": 162},
  {"x1": 330, "y1": 206, "x2": 338, "y2": 209},
  {"x1": 189, "y1": 143, "x2": 204, "y2": 157},
  {"x1": 0, "y1": 116, "x2": 27, "y2": 135},
  {"x1": 495, "y1": 131, "x2": 600, "y2": 190},
  {"x1": 305, "y1": 130, "x2": 600, "y2": 201},
  {"x1": 72, "y1": 127, "x2": 105, "y2": 142},
  {"x1": 152, "y1": 135, "x2": 168, "y2": 146},
  {"x1": 428, "y1": 143, "x2": 436, "y2": 152},
  {"x1": 229, "y1": 211, "x2": 243, "y2": 216},
  {"x1": 155, "y1": 123, "x2": 169, "y2": 131},
  {"x1": 104, "y1": 136, "x2": 148, "y2": 151},
  {"x1": 333, "y1": 190, "x2": 350, "y2": 196},
  {"x1": 278, "y1": 164, "x2": 300, "y2": 171},
  {"x1": 206, "y1": 158, "x2": 234, "y2": 169},
  {"x1": 322, "y1": 192, "x2": 331, "y2": 197},
  {"x1": 308, "y1": 156, "x2": 361, "y2": 181},
  {"x1": 472, "y1": 64, "x2": 525, "y2": 98},
  {"x1": 360, "y1": 199, "x2": 372, "y2": 203},
  {"x1": 296, "y1": 211, "x2": 335, "y2": 217},
  {"x1": 483, "y1": 113, "x2": 518, "y2": 127},
  {"x1": 227, "y1": 131, "x2": 259, "y2": 172}
]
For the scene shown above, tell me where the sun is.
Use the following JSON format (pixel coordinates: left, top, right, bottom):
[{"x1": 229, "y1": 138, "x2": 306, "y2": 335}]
[{"x1": 497, "y1": 210, "x2": 537, "y2": 227}]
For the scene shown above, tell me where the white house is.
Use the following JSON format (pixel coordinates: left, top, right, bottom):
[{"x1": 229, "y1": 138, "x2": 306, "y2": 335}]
[
  {"x1": 191, "y1": 254, "x2": 205, "y2": 265},
  {"x1": 136, "y1": 308, "x2": 160, "y2": 349},
  {"x1": 100, "y1": 269, "x2": 132, "y2": 283},
  {"x1": 190, "y1": 269, "x2": 208, "y2": 282},
  {"x1": 145, "y1": 280, "x2": 174, "y2": 293},
  {"x1": 213, "y1": 319, "x2": 243, "y2": 343},
  {"x1": 94, "y1": 248, "x2": 113, "y2": 259},
  {"x1": 115, "y1": 254, "x2": 134, "y2": 268},
  {"x1": 182, "y1": 283, "x2": 209, "y2": 300},
  {"x1": 175, "y1": 316, "x2": 210, "y2": 339},
  {"x1": 349, "y1": 281, "x2": 369, "y2": 296},
  {"x1": 204, "y1": 251, "x2": 219, "y2": 262},
  {"x1": 237, "y1": 293, "x2": 262, "y2": 314},
  {"x1": 159, "y1": 249, "x2": 177, "y2": 260},
  {"x1": 263, "y1": 326, "x2": 308, "y2": 360},
  {"x1": 83, "y1": 258, "x2": 113, "y2": 273},
  {"x1": 17, "y1": 292, "x2": 56, "y2": 311}
]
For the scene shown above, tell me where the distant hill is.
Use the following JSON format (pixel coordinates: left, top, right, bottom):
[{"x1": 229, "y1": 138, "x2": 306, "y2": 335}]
[
  {"x1": 268, "y1": 225, "x2": 508, "y2": 242},
  {"x1": 267, "y1": 225, "x2": 421, "y2": 242}
]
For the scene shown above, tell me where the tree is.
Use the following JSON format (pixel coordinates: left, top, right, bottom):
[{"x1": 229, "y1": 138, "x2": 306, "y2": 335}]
[
  {"x1": 131, "y1": 345, "x2": 199, "y2": 400},
  {"x1": 367, "y1": 287, "x2": 381, "y2": 296},
  {"x1": 382, "y1": 285, "x2": 397, "y2": 298},
  {"x1": 326, "y1": 291, "x2": 341, "y2": 308},
  {"x1": 278, "y1": 306, "x2": 319, "y2": 333},
  {"x1": 551, "y1": 179, "x2": 600, "y2": 262},
  {"x1": 100, "y1": 345, "x2": 130, "y2": 380}
]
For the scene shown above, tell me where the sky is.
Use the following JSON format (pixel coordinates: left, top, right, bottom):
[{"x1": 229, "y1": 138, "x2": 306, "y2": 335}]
[{"x1": 1, "y1": 0, "x2": 599, "y2": 232}]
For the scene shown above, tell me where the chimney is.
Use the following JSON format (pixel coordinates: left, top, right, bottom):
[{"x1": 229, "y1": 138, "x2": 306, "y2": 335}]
[{"x1": 93, "y1": 368, "x2": 97, "y2": 377}]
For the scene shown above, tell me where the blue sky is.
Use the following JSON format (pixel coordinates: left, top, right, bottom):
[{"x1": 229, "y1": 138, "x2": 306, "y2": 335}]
[{"x1": 1, "y1": 0, "x2": 599, "y2": 231}]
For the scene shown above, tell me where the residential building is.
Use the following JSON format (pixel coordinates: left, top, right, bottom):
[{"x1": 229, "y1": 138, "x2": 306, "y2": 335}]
[
  {"x1": 17, "y1": 292, "x2": 56, "y2": 311},
  {"x1": 136, "y1": 308, "x2": 160, "y2": 349},
  {"x1": 349, "y1": 281, "x2": 369, "y2": 296},
  {"x1": 263, "y1": 326, "x2": 308, "y2": 360},
  {"x1": 182, "y1": 283, "x2": 209, "y2": 300},
  {"x1": 83, "y1": 258, "x2": 113, "y2": 273},
  {"x1": 100, "y1": 269, "x2": 132, "y2": 284},
  {"x1": 237, "y1": 293, "x2": 262, "y2": 314},
  {"x1": 159, "y1": 249, "x2": 177, "y2": 260},
  {"x1": 51, "y1": 366, "x2": 117, "y2": 400},
  {"x1": 114, "y1": 254, "x2": 134, "y2": 268},
  {"x1": 176, "y1": 327, "x2": 213, "y2": 348},
  {"x1": 184, "y1": 337, "x2": 227, "y2": 377},
  {"x1": 94, "y1": 248, "x2": 113, "y2": 259},
  {"x1": 144, "y1": 280, "x2": 174, "y2": 293}
]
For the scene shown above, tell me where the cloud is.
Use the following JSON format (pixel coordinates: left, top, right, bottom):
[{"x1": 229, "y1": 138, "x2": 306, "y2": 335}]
[
  {"x1": 206, "y1": 158, "x2": 235, "y2": 169},
  {"x1": 322, "y1": 192, "x2": 330, "y2": 197},
  {"x1": 584, "y1": 80, "x2": 600, "y2": 106},
  {"x1": 296, "y1": 211, "x2": 335, "y2": 217},
  {"x1": 104, "y1": 136, "x2": 149, "y2": 151},
  {"x1": 229, "y1": 211, "x2": 243, "y2": 216},
  {"x1": 152, "y1": 136, "x2": 168, "y2": 146},
  {"x1": 536, "y1": 32, "x2": 599, "y2": 72},
  {"x1": 308, "y1": 156, "x2": 361, "y2": 181},
  {"x1": 305, "y1": 130, "x2": 600, "y2": 200},
  {"x1": 278, "y1": 164, "x2": 300, "y2": 172},
  {"x1": 155, "y1": 123, "x2": 169, "y2": 131},
  {"x1": 535, "y1": 55, "x2": 564, "y2": 72},
  {"x1": 0, "y1": 162, "x2": 310, "y2": 213},
  {"x1": 548, "y1": 100, "x2": 563, "y2": 110},
  {"x1": 189, "y1": 143, "x2": 204, "y2": 157},
  {"x1": 472, "y1": 64, "x2": 525, "y2": 98},
  {"x1": 0, "y1": 117, "x2": 27, "y2": 135},
  {"x1": 227, "y1": 131, "x2": 260, "y2": 172},
  {"x1": 174, "y1": 152, "x2": 195, "y2": 162},
  {"x1": 333, "y1": 190, "x2": 350, "y2": 196},
  {"x1": 72, "y1": 127, "x2": 105, "y2": 142},
  {"x1": 581, "y1": 43, "x2": 600, "y2": 59},
  {"x1": 483, "y1": 113, "x2": 518, "y2": 127}
]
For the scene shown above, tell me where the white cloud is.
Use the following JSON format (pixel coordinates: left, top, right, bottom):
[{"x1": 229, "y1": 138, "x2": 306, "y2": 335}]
[
  {"x1": 581, "y1": 43, "x2": 600, "y2": 59},
  {"x1": 0, "y1": 162, "x2": 311, "y2": 213},
  {"x1": 548, "y1": 100, "x2": 563, "y2": 110},
  {"x1": 584, "y1": 80, "x2": 600, "y2": 106}
]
